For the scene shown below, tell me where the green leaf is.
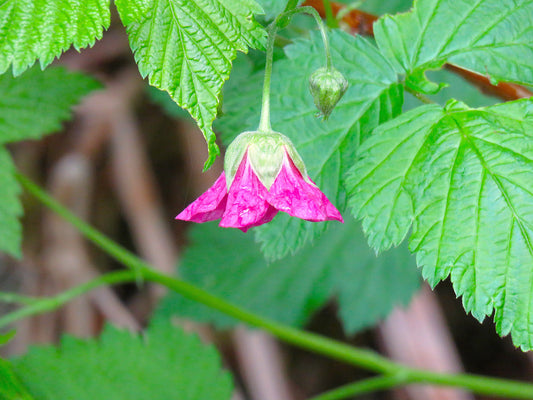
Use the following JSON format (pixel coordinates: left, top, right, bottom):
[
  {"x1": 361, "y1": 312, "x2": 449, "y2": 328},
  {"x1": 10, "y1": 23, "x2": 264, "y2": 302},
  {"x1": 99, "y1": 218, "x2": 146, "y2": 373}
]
[
  {"x1": 374, "y1": 0, "x2": 533, "y2": 93},
  {"x1": 348, "y1": 98, "x2": 533, "y2": 350},
  {"x1": 156, "y1": 219, "x2": 419, "y2": 334},
  {"x1": 218, "y1": 29, "x2": 403, "y2": 260},
  {"x1": 0, "y1": 66, "x2": 101, "y2": 144},
  {"x1": 115, "y1": 0, "x2": 266, "y2": 169},
  {"x1": 0, "y1": 67, "x2": 100, "y2": 257},
  {"x1": 0, "y1": 0, "x2": 110, "y2": 75},
  {"x1": 0, "y1": 358, "x2": 34, "y2": 400},
  {"x1": 11, "y1": 322, "x2": 233, "y2": 400},
  {"x1": 0, "y1": 148, "x2": 22, "y2": 258}
]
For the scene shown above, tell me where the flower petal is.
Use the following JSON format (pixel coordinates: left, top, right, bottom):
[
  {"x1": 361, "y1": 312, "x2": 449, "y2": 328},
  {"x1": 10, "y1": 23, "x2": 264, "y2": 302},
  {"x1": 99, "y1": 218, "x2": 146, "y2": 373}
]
[
  {"x1": 269, "y1": 152, "x2": 343, "y2": 222},
  {"x1": 175, "y1": 172, "x2": 228, "y2": 223},
  {"x1": 220, "y1": 155, "x2": 278, "y2": 232}
]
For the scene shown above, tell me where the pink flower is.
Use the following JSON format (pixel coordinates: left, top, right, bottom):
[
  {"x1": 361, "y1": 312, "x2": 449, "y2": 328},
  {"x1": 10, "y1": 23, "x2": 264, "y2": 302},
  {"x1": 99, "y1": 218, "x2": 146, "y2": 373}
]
[{"x1": 176, "y1": 131, "x2": 343, "y2": 232}]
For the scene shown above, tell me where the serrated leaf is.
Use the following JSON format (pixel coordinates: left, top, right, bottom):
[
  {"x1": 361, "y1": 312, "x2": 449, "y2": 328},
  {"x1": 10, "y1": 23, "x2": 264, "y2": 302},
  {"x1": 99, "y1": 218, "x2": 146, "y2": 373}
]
[
  {"x1": 0, "y1": 148, "x2": 22, "y2": 258},
  {"x1": 217, "y1": 30, "x2": 403, "y2": 260},
  {"x1": 374, "y1": 0, "x2": 533, "y2": 93},
  {"x1": 0, "y1": 0, "x2": 110, "y2": 75},
  {"x1": 115, "y1": 0, "x2": 266, "y2": 169},
  {"x1": 0, "y1": 358, "x2": 34, "y2": 400},
  {"x1": 0, "y1": 66, "x2": 101, "y2": 144},
  {"x1": 348, "y1": 98, "x2": 533, "y2": 350},
  {"x1": 11, "y1": 322, "x2": 233, "y2": 400},
  {"x1": 156, "y1": 219, "x2": 419, "y2": 334}
]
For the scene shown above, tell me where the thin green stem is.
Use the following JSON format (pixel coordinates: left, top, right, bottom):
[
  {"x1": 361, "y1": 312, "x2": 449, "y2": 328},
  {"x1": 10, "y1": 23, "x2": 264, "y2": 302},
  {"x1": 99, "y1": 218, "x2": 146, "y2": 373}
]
[
  {"x1": 322, "y1": 0, "x2": 339, "y2": 28},
  {"x1": 0, "y1": 270, "x2": 137, "y2": 329},
  {"x1": 299, "y1": 6, "x2": 333, "y2": 68},
  {"x1": 258, "y1": 5, "x2": 334, "y2": 132},
  {"x1": 15, "y1": 172, "x2": 533, "y2": 400},
  {"x1": 258, "y1": 22, "x2": 277, "y2": 132},
  {"x1": 308, "y1": 375, "x2": 404, "y2": 400}
]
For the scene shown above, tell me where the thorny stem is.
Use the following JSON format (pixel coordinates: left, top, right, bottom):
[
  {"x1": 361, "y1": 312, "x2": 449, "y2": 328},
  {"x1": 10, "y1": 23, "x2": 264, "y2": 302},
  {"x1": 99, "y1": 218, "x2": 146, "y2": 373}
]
[
  {"x1": 258, "y1": 6, "x2": 333, "y2": 132},
  {"x1": 9, "y1": 172, "x2": 533, "y2": 400}
]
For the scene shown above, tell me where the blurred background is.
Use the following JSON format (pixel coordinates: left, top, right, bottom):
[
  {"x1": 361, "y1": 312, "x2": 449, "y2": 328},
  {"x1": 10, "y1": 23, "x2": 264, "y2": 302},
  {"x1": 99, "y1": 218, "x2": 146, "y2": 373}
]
[{"x1": 2, "y1": 1, "x2": 533, "y2": 399}]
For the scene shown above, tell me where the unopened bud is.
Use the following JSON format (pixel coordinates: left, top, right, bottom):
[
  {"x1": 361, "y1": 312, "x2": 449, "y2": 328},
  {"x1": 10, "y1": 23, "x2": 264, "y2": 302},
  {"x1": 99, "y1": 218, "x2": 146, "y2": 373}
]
[{"x1": 309, "y1": 67, "x2": 348, "y2": 120}]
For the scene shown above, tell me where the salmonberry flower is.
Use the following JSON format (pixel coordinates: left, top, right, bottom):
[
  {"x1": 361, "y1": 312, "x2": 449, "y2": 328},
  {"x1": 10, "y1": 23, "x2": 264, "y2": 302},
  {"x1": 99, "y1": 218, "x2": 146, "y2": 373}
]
[{"x1": 176, "y1": 131, "x2": 343, "y2": 232}]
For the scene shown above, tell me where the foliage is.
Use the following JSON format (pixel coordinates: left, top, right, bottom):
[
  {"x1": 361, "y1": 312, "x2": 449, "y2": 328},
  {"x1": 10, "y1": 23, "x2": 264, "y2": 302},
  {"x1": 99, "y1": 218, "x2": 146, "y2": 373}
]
[
  {"x1": 2, "y1": 0, "x2": 533, "y2": 394},
  {"x1": 9, "y1": 323, "x2": 233, "y2": 400}
]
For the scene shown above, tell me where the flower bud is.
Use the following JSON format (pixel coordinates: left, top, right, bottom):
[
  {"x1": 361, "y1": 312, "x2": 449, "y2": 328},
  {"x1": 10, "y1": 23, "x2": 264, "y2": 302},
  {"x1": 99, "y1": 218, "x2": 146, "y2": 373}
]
[{"x1": 309, "y1": 67, "x2": 348, "y2": 120}]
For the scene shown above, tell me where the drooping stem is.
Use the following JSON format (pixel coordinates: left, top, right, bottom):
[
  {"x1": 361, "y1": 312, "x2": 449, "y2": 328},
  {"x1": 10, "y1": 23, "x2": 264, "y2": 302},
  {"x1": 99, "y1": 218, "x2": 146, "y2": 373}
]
[
  {"x1": 258, "y1": 5, "x2": 334, "y2": 132},
  {"x1": 13, "y1": 172, "x2": 533, "y2": 400}
]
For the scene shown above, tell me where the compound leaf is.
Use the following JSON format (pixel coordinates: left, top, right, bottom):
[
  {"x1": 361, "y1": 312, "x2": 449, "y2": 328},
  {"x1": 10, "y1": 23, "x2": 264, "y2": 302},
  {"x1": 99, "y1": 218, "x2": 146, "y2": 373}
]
[
  {"x1": 115, "y1": 0, "x2": 266, "y2": 168},
  {"x1": 11, "y1": 322, "x2": 233, "y2": 400},
  {"x1": 0, "y1": 0, "x2": 110, "y2": 75}
]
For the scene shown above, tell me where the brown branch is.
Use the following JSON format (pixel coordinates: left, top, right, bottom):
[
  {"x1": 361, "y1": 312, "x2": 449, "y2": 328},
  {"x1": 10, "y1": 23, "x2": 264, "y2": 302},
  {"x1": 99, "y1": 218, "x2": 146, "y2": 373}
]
[{"x1": 303, "y1": 0, "x2": 532, "y2": 101}]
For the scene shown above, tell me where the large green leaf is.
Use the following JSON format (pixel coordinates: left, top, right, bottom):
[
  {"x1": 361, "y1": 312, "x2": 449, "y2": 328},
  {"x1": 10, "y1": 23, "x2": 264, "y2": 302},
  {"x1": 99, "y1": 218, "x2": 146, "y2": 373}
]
[
  {"x1": 0, "y1": 358, "x2": 34, "y2": 400},
  {"x1": 0, "y1": 148, "x2": 22, "y2": 258},
  {"x1": 348, "y1": 99, "x2": 533, "y2": 350},
  {"x1": 156, "y1": 220, "x2": 419, "y2": 334},
  {"x1": 11, "y1": 322, "x2": 233, "y2": 400},
  {"x1": 374, "y1": 0, "x2": 533, "y2": 93},
  {"x1": 217, "y1": 29, "x2": 403, "y2": 260},
  {"x1": 0, "y1": 0, "x2": 110, "y2": 75},
  {"x1": 0, "y1": 66, "x2": 100, "y2": 144},
  {"x1": 115, "y1": 0, "x2": 266, "y2": 168}
]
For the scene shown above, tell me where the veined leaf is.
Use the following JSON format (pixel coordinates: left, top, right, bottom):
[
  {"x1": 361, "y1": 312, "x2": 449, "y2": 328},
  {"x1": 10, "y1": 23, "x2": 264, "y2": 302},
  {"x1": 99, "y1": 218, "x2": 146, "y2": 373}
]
[
  {"x1": 374, "y1": 0, "x2": 533, "y2": 93},
  {"x1": 115, "y1": 0, "x2": 266, "y2": 169},
  {"x1": 218, "y1": 30, "x2": 403, "y2": 260},
  {"x1": 0, "y1": 0, "x2": 110, "y2": 75},
  {"x1": 348, "y1": 98, "x2": 533, "y2": 350},
  {"x1": 156, "y1": 220, "x2": 419, "y2": 334},
  {"x1": 11, "y1": 322, "x2": 233, "y2": 400},
  {"x1": 0, "y1": 66, "x2": 100, "y2": 144}
]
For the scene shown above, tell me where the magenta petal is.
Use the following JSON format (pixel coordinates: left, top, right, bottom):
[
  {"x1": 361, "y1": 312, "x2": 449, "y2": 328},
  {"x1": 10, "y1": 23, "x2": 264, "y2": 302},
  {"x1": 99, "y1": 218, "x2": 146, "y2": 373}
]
[
  {"x1": 176, "y1": 172, "x2": 228, "y2": 223},
  {"x1": 269, "y1": 153, "x2": 343, "y2": 222},
  {"x1": 220, "y1": 155, "x2": 278, "y2": 232}
]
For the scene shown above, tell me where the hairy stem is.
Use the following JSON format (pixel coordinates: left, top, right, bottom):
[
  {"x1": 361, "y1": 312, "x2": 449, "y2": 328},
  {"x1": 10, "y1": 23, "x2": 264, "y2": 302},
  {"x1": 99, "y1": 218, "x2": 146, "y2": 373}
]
[{"x1": 13, "y1": 172, "x2": 533, "y2": 400}]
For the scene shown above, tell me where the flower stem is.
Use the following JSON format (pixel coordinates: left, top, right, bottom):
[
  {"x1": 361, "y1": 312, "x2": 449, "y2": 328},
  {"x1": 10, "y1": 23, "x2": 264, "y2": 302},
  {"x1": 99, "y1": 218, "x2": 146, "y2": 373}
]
[
  {"x1": 14, "y1": 172, "x2": 533, "y2": 400},
  {"x1": 258, "y1": 5, "x2": 334, "y2": 132},
  {"x1": 258, "y1": 23, "x2": 277, "y2": 133}
]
